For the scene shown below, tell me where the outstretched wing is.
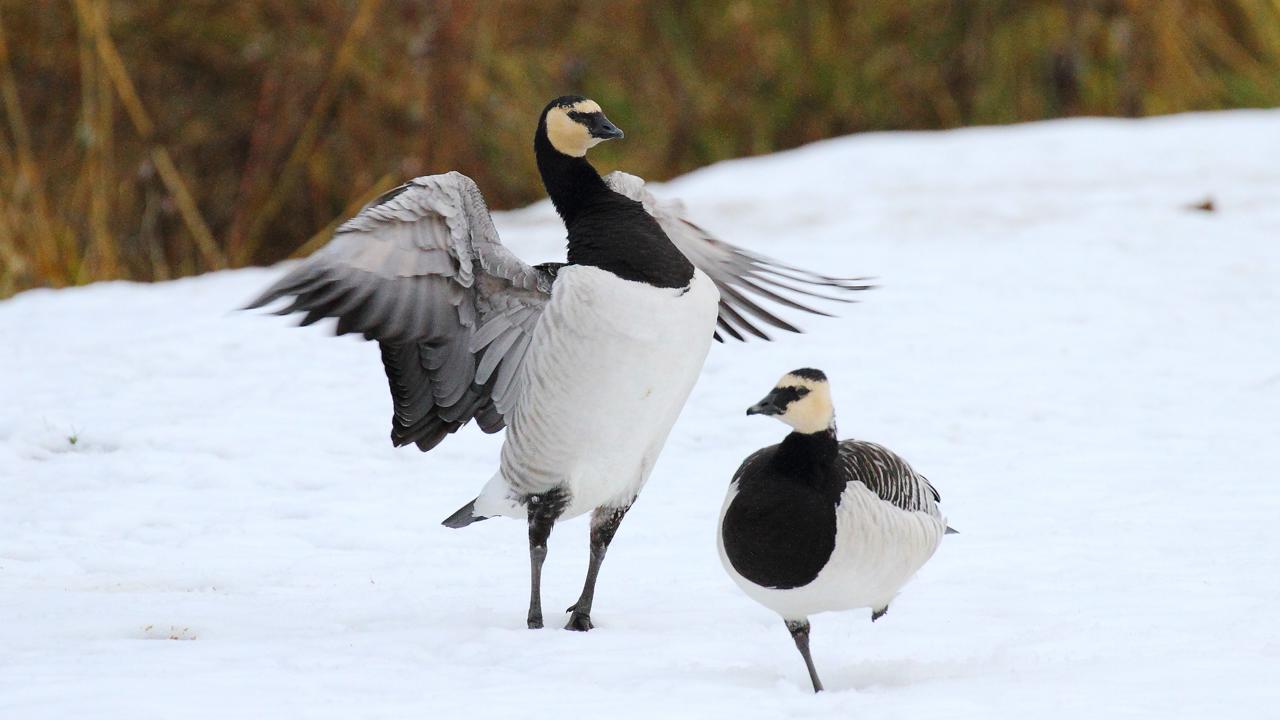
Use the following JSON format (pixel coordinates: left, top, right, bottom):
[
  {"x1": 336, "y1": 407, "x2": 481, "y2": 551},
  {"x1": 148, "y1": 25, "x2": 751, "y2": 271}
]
[
  {"x1": 604, "y1": 171, "x2": 873, "y2": 341},
  {"x1": 245, "y1": 171, "x2": 552, "y2": 451}
]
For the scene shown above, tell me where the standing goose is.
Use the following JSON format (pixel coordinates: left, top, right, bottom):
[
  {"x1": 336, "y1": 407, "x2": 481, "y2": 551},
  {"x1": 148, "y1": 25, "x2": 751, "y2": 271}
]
[
  {"x1": 718, "y1": 369, "x2": 952, "y2": 692},
  {"x1": 247, "y1": 96, "x2": 870, "y2": 631}
]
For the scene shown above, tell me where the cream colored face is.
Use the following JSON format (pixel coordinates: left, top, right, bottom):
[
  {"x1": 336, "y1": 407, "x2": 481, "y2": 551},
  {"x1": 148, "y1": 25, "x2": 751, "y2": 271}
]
[
  {"x1": 546, "y1": 99, "x2": 607, "y2": 157},
  {"x1": 765, "y1": 372, "x2": 835, "y2": 434}
]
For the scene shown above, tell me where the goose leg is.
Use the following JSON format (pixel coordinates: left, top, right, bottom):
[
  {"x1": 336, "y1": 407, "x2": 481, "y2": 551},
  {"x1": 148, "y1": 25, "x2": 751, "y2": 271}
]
[
  {"x1": 786, "y1": 619, "x2": 824, "y2": 693},
  {"x1": 526, "y1": 492, "x2": 564, "y2": 629},
  {"x1": 564, "y1": 503, "x2": 631, "y2": 631}
]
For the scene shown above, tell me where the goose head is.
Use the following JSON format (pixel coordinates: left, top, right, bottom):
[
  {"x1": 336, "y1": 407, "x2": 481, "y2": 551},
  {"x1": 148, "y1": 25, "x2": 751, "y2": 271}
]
[
  {"x1": 747, "y1": 368, "x2": 835, "y2": 434},
  {"x1": 538, "y1": 95, "x2": 624, "y2": 158}
]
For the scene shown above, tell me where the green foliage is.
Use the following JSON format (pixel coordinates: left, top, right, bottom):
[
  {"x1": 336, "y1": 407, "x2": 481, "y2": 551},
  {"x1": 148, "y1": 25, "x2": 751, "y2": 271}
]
[{"x1": 2, "y1": 0, "x2": 1278, "y2": 296}]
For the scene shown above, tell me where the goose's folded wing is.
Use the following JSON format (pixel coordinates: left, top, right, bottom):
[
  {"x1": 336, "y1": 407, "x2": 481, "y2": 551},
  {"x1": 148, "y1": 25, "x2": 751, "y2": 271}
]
[
  {"x1": 837, "y1": 441, "x2": 942, "y2": 516},
  {"x1": 245, "y1": 171, "x2": 552, "y2": 451},
  {"x1": 604, "y1": 171, "x2": 873, "y2": 341}
]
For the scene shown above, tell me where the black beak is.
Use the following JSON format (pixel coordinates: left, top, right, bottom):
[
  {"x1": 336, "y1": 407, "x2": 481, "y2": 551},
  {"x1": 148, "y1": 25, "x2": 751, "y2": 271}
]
[
  {"x1": 589, "y1": 114, "x2": 624, "y2": 140},
  {"x1": 746, "y1": 395, "x2": 783, "y2": 417}
]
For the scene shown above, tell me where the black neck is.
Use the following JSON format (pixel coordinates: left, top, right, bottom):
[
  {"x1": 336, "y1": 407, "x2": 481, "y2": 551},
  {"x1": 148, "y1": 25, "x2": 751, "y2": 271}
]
[
  {"x1": 774, "y1": 427, "x2": 840, "y2": 476},
  {"x1": 534, "y1": 128, "x2": 609, "y2": 225},
  {"x1": 532, "y1": 121, "x2": 695, "y2": 289}
]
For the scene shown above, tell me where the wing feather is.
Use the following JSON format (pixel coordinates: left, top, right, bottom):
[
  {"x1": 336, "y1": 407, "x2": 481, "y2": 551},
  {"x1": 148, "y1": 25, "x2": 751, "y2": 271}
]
[
  {"x1": 604, "y1": 171, "x2": 873, "y2": 341},
  {"x1": 246, "y1": 171, "x2": 553, "y2": 451},
  {"x1": 836, "y1": 441, "x2": 942, "y2": 517}
]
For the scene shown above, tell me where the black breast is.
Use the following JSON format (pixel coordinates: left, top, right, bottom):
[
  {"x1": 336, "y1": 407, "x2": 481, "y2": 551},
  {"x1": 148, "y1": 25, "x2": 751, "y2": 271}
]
[
  {"x1": 721, "y1": 438, "x2": 846, "y2": 590},
  {"x1": 566, "y1": 193, "x2": 694, "y2": 289}
]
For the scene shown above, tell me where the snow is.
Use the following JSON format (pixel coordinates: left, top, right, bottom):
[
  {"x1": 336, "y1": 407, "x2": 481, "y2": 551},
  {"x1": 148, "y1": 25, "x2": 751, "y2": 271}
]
[{"x1": 2, "y1": 110, "x2": 1278, "y2": 718}]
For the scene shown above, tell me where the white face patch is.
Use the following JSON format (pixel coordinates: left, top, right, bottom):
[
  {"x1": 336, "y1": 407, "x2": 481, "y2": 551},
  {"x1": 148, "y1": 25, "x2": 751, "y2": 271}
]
[
  {"x1": 773, "y1": 373, "x2": 835, "y2": 434},
  {"x1": 546, "y1": 100, "x2": 607, "y2": 157}
]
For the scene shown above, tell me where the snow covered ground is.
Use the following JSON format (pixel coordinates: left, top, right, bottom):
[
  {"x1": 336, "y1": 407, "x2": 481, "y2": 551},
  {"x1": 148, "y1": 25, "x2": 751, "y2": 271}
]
[{"x1": 3, "y1": 110, "x2": 1278, "y2": 719}]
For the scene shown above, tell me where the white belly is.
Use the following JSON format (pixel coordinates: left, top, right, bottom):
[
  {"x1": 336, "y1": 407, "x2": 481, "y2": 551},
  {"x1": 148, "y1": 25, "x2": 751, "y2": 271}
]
[
  {"x1": 476, "y1": 265, "x2": 719, "y2": 520},
  {"x1": 717, "y1": 483, "x2": 947, "y2": 621}
]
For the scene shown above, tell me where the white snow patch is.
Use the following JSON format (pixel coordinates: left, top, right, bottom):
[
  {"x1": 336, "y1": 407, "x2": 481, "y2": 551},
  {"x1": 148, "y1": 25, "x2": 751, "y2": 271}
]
[{"x1": 2, "y1": 110, "x2": 1278, "y2": 718}]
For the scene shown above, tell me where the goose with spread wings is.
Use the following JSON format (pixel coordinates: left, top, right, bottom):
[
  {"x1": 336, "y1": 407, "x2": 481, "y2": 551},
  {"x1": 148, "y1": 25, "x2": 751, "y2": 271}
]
[{"x1": 247, "y1": 95, "x2": 871, "y2": 631}]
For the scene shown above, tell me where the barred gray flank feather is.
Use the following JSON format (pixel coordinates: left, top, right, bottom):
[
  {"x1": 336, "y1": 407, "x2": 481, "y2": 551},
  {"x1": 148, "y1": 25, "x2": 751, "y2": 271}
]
[
  {"x1": 603, "y1": 171, "x2": 875, "y2": 341},
  {"x1": 836, "y1": 440, "x2": 943, "y2": 515},
  {"x1": 243, "y1": 171, "x2": 554, "y2": 450}
]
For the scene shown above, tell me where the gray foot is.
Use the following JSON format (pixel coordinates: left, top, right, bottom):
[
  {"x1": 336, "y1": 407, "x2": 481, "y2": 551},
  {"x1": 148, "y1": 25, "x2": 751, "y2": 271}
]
[{"x1": 564, "y1": 605, "x2": 593, "y2": 631}]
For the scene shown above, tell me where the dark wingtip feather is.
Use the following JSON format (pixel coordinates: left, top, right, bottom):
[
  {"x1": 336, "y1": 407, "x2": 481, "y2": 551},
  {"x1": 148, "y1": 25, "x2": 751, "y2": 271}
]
[
  {"x1": 241, "y1": 268, "x2": 332, "y2": 312},
  {"x1": 242, "y1": 286, "x2": 287, "y2": 312},
  {"x1": 715, "y1": 317, "x2": 744, "y2": 342},
  {"x1": 834, "y1": 277, "x2": 878, "y2": 292},
  {"x1": 441, "y1": 500, "x2": 487, "y2": 529},
  {"x1": 242, "y1": 275, "x2": 302, "y2": 311}
]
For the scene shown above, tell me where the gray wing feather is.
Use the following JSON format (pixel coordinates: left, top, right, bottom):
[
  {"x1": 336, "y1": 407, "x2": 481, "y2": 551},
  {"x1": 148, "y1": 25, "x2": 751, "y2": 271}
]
[
  {"x1": 604, "y1": 171, "x2": 874, "y2": 342},
  {"x1": 246, "y1": 171, "x2": 553, "y2": 451},
  {"x1": 836, "y1": 440, "x2": 943, "y2": 516}
]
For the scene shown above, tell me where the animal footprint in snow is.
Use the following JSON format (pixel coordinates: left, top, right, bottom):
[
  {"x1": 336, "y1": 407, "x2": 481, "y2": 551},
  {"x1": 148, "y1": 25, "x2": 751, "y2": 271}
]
[{"x1": 141, "y1": 624, "x2": 198, "y2": 641}]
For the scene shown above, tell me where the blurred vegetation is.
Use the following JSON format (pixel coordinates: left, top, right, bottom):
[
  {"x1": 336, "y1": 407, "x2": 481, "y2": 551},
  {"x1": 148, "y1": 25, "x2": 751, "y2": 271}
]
[{"x1": 2, "y1": 0, "x2": 1279, "y2": 296}]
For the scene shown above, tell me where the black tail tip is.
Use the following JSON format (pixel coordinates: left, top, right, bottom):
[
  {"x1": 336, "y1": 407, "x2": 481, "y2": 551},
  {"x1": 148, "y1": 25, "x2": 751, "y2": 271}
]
[{"x1": 441, "y1": 500, "x2": 487, "y2": 529}]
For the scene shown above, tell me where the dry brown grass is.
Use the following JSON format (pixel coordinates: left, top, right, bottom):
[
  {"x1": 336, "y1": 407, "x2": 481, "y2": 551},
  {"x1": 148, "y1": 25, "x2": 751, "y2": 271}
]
[{"x1": 2, "y1": 0, "x2": 1278, "y2": 297}]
